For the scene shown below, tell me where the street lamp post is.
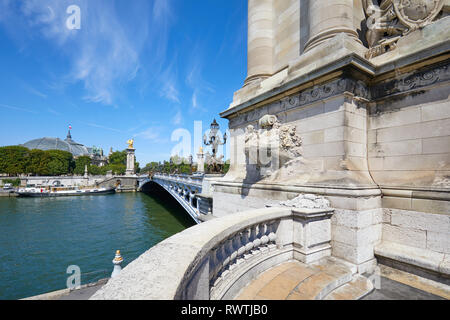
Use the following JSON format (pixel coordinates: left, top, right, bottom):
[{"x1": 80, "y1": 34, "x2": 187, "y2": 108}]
[
  {"x1": 188, "y1": 155, "x2": 193, "y2": 175},
  {"x1": 203, "y1": 119, "x2": 227, "y2": 173}
]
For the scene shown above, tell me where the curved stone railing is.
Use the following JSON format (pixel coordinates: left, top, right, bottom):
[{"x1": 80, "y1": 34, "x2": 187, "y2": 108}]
[{"x1": 90, "y1": 204, "x2": 334, "y2": 300}]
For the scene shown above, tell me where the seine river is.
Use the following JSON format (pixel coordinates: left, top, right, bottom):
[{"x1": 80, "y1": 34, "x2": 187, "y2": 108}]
[{"x1": 0, "y1": 192, "x2": 195, "y2": 300}]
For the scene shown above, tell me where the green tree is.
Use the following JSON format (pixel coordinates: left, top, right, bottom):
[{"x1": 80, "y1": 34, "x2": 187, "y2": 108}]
[
  {"x1": 109, "y1": 151, "x2": 127, "y2": 165},
  {"x1": 26, "y1": 149, "x2": 49, "y2": 176},
  {"x1": 141, "y1": 162, "x2": 159, "y2": 173},
  {"x1": 2, "y1": 178, "x2": 21, "y2": 187},
  {"x1": 45, "y1": 150, "x2": 74, "y2": 176},
  {"x1": 88, "y1": 165, "x2": 103, "y2": 175},
  {"x1": 73, "y1": 156, "x2": 91, "y2": 175},
  {"x1": 0, "y1": 146, "x2": 30, "y2": 176},
  {"x1": 104, "y1": 163, "x2": 126, "y2": 175}
]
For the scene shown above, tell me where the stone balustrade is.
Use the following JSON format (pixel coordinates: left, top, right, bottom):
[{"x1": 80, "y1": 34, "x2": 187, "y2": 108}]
[{"x1": 90, "y1": 205, "x2": 334, "y2": 300}]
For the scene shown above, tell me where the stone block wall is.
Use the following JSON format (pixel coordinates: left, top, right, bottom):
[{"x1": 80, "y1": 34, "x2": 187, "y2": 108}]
[
  {"x1": 382, "y1": 209, "x2": 450, "y2": 255},
  {"x1": 368, "y1": 84, "x2": 450, "y2": 189},
  {"x1": 331, "y1": 208, "x2": 382, "y2": 271}
]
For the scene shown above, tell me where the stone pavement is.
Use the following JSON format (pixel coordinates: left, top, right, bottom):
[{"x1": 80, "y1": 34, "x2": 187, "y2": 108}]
[
  {"x1": 235, "y1": 260, "x2": 450, "y2": 300},
  {"x1": 235, "y1": 259, "x2": 372, "y2": 300},
  {"x1": 363, "y1": 265, "x2": 449, "y2": 300}
]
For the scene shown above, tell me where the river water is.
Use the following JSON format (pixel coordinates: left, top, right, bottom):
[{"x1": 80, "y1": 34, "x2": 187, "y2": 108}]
[{"x1": 0, "y1": 192, "x2": 195, "y2": 300}]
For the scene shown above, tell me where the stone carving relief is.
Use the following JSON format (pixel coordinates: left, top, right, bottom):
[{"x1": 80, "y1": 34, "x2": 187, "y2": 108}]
[
  {"x1": 266, "y1": 194, "x2": 332, "y2": 210},
  {"x1": 244, "y1": 115, "x2": 303, "y2": 180},
  {"x1": 228, "y1": 78, "x2": 371, "y2": 130},
  {"x1": 363, "y1": 0, "x2": 446, "y2": 58},
  {"x1": 372, "y1": 63, "x2": 449, "y2": 96},
  {"x1": 279, "y1": 125, "x2": 303, "y2": 161}
]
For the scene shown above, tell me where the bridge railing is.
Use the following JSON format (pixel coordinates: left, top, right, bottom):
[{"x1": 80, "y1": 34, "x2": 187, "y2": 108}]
[
  {"x1": 153, "y1": 173, "x2": 203, "y2": 185},
  {"x1": 90, "y1": 205, "x2": 334, "y2": 300},
  {"x1": 152, "y1": 174, "x2": 204, "y2": 223}
]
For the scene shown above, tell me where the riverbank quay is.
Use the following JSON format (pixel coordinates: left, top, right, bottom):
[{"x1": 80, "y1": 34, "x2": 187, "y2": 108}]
[
  {"x1": 0, "y1": 189, "x2": 17, "y2": 197},
  {"x1": 21, "y1": 279, "x2": 108, "y2": 300}
]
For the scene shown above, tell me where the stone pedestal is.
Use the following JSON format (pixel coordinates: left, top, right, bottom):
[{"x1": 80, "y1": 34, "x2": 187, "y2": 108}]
[
  {"x1": 197, "y1": 150, "x2": 205, "y2": 173},
  {"x1": 126, "y1": 148, "x2": 136, "y2": 176},
  {"x1": 292, "y1": 208, "x2": 334, "y2": 263}
]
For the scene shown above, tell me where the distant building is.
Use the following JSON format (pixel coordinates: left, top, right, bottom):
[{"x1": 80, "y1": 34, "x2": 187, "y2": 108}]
[{"x1": 21, "y1": 129, "x2": 109, "y2": 167}]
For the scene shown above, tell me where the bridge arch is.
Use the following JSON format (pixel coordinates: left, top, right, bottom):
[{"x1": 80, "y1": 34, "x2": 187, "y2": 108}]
[{"x1": 139, "y1": 174, "x2": 203, "y2": 224}]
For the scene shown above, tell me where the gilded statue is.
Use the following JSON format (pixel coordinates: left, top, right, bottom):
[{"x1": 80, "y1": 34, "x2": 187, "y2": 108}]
[{"x1": 127, "y1": 139, "x2": 134, "y2": 149}]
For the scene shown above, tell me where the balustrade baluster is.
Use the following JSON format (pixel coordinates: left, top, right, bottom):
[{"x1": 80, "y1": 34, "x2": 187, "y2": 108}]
[
  {"x1": 222, "y1": 238, "x2": 233, "y2": 273},
  {"x1": 245, "y1": 226, "x2": 256, "y2": 258},
  {"x1": 267, "y1": 220, "x2": 278, "y2": 251},
  {"x1": 259, "y1": 222, "x2": 270, "y2": 253},
  {"x1": 209, "y1": 247, "x2": 219, "y2": 284},
  {"x1": 252, "y1": 224, "x2": 263, "y2": 256},
  {"x1": 236, "y1": 231, "x2": 246, "y2": 265},
  {"x1": 213, "y1": 245, "x2": 225, "y2": 284},
  {"x1": 229, "y1": 233, "x2": 240, "y2": 270}
]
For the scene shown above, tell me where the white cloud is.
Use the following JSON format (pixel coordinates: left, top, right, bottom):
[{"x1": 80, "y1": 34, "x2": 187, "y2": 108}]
[
  {"x1": 0, "y1": 0, "x2": 153, "y2": 106},
  {"x1": 84, "y1": 122, "x2": 124, "y2": 133},
  {"x1": 134, "y1": 127, "x2": 167, "y2": 144},
  {"x1": 162, "y1": 81, "x2": 180, "y2": 104},
  {"x1": 22, "y1": 83, "x2": 47, "y2": 99},
  {"x1": 185, "y1": 44, "x2": 215, "y2": 113},
  {"x1": 0, "y1": 103, "x2": 37, "y2": 114},
  {"x1": 172, "y1": 110, "x2": 183, "y2": 125}
]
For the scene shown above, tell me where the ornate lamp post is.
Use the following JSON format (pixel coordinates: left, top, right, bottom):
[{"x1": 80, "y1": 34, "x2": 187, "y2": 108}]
[
  {"x1": 188, "y1": 155, "x2": 193, "y2": 175},
  {"x1": 203, "y1": 119, "x2": 227, "y2": 173},
  {"x1": 203, "y1": 119, "x2": 227, "y2": 159}
]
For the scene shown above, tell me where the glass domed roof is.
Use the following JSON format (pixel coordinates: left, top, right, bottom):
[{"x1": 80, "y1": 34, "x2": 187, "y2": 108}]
[{"x1": 22, "y1": 131, "x2": 91, "y2": 157}]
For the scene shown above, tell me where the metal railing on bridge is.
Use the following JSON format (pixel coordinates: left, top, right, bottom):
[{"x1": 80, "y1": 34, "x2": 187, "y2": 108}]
[{"x1": 150, "y1": 173, "x2": 206, "y2": 224}]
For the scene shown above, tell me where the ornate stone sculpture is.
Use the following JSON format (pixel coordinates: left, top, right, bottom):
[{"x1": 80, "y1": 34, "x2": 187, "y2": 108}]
[
  {"x1": 279, "y1": 125, "x2": 303, "y2": 161},
  {"x1": 266, "y1": 194, "x2": 332, "y2": 210},
  {"x1": 244, "y1": 115, "x2": 303, "y2": 179},
  {"x1": 363, "y1": 0, "x2": 446, "y2": 58}
]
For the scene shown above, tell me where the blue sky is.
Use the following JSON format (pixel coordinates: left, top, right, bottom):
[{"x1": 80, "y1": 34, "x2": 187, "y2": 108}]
[{"x1": 0, "y1": 0, "x2": 247, "y2": 165}]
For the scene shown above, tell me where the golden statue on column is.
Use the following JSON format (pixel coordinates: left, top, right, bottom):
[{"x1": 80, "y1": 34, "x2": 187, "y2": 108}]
[{"x1": 127, "y1": 139, "x2": 134, "y2": 149}]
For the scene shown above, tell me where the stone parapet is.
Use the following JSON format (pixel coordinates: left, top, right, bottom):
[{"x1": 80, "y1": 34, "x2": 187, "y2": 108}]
[{"x1": 90, "y1": 206, "x2": 336, "y2": 300}]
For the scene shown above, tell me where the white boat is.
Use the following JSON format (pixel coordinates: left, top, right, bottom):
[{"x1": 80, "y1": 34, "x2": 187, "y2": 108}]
[{"x1": 17, "y1": 186, "x2": 116, "y2": 197}]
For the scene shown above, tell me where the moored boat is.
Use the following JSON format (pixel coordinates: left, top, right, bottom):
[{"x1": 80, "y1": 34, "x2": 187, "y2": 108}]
[{"x1": 17, "y1": 186, "x2": 115, "y2": 197}]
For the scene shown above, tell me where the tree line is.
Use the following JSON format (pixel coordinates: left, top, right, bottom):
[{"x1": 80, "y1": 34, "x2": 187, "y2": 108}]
[
  {"x1": 0, "y1": 146, "x2": 140, "y2": 176},
  {"x1": 140, "y1": 155, "x2": 230, "y2": 175}
]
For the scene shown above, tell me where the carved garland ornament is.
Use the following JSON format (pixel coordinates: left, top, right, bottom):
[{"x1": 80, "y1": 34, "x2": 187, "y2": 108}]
[{"x1": 363, "y1": 0, "x2": 446, "y2": 58}]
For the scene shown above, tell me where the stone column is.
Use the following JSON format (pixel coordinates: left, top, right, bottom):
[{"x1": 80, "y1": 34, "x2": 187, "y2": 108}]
[
  {"x1": 244, "y1": 0, "x2": 274, "y2": 86},
  {"x1": 304, "y1": 0, "x2": 361, "y2": 52},
  {"x1": 197, "y1": 147, "x2": 205, "y2": 173},
  {"x1": 126, "y1": 148, "x2": 135, "y2": 175}
]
